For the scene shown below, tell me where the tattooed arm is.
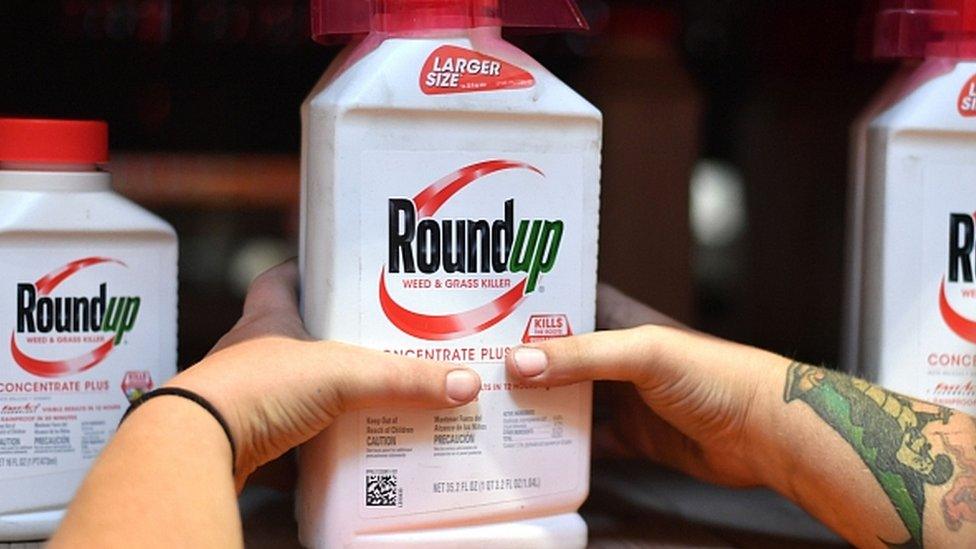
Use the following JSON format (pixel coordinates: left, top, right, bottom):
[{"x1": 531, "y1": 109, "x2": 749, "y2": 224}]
[
  {"x1": 505, "y1": 284, "x2": 976, "y2": 548},
  {"x1": 777, "y1": 364, "x2": 967, "y2": 548}
]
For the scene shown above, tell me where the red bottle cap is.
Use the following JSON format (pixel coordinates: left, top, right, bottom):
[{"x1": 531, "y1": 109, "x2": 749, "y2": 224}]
[
  {"x1": 311, "y1": 0, "x2": 588, "y2": 43},
  {"x1": 875, "y1": 0, "x2": 976, "y2": 59},
  {"x1": 0, "y1": 118, "x2": 109, "y2": 165}
]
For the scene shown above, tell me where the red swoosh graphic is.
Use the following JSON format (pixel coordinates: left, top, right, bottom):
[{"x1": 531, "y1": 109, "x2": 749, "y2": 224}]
[
  {"x1": 413, "y1": 160, "x2": 543, "y2": 217},
  {"x1": 380, "y1": 160, "x2": 544, "y2": 340},
  {"x1": 940, "y1": 278, "x2": 976, "y2": 344},
  {"x1": 11, "y1": 334, "x2": 114, "y2": 378},
  {"x1": 12, "y1": 257, "x2": 124, "y2": 378},
  {"x1": 35, "y1": 257, "x2": 125, "y2": 296},
  {"x1": 380, "y1": 272, "x2": 527, "y2": 341}
]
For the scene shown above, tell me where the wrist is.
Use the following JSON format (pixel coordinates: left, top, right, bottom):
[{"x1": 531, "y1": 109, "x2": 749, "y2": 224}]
[
  {"x1": 123, "y1": 387, "x2": 238, "y2": 474},
  {"x1": 744, "y1": 356, "x2": 801, "y2": 499},
  {"x1": 162, "y1": 366, "x2": 252, "y2": 480},
  {"x1": 116, "y1": 392, "x2": 234, "y2": 473}
]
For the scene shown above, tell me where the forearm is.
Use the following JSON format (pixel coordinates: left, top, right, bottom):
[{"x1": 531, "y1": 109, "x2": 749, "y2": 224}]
[
  {"x1": 506, "y1": 311, "x2": 976, "y2": 547},
  {"x1": 49, "y1": 396, "x2": 241, "y2": 548},
  {"x1": 752, "y1": 360, "x2": 976, "y2": 548}
]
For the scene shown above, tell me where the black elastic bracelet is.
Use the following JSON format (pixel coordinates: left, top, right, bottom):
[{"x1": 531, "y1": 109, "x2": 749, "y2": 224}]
[{"x1": 120, "y1": 387, "x2": 237, "y2": 475}]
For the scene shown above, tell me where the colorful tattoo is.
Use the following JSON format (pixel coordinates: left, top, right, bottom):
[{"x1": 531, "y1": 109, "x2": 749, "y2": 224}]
[
  {"x1": 784, "y1": 362, "x2": 954, "y2": 547},
  {"x1": 938, "y1": 433, "x2": 976, "y2": 531}
]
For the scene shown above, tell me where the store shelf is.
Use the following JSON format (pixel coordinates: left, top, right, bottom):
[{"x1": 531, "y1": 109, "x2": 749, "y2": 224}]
[{"x1": 111, "y1": 153, "x2": 299, "y2": 209}]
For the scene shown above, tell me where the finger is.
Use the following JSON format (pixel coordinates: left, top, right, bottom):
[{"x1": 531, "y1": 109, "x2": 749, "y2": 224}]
[
  {"x1": 318, "y1": 342, "x2": 482, "y2": 412},
  {"x1": 209, "y1": 260, "x2": 305, "y2": 355},
  {"x1": 506, "y1": 327, "x2": 660, "y2": 387},
  {"x1": 597, "y1": 283, "x2": 685, "y2": 330},
  {"x1": 242, "y1": 259, "x2": 300, "y2": 319}
]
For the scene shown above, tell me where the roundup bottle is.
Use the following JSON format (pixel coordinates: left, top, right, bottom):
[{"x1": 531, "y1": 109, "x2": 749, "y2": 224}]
[
  {"x1": 845, "y1": 0, "x2": 976, "y2": 413},
  {"x1": 0, "y1": 119, "x2": 178, "y2": 540},
  {"x1": 297, "y1": 1, "x2": 602, "y2": 547}
]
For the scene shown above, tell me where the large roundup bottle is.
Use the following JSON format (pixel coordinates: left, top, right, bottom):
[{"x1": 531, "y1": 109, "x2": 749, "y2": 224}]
[
  {"x1": 297, "y1": 0, "x2": 602, "y2": 546},
  {"x1": 845, "y1": 0, "x2": 976, "y2": 413}
]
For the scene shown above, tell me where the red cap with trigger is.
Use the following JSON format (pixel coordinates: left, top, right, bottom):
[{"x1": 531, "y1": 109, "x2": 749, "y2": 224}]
[
  {"x1": 875, "y1": 0, "x2": 976, "y2": 58},
  {"x1": 311, "y1": 0, "x2": 589, "y2": 43}
]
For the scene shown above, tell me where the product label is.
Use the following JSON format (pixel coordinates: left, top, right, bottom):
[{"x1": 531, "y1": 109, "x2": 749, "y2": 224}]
[
  {"x1": 358, "y1": 150, "x2": 586, "y2": 517},
  {"x1": 522, "y1": 314, "x2": 573, "y2": 344},
  {"x1": 920, "y1": 163, "x2": 976, "y2": 412},
  {"x1": 0, "y1": 251, "x2": 160, "y2": 480},
  {"x1": 958, "y1": 74, "x2": 976, "y2": 117},
  {"x1": 420, "y1": 46, "x2": 535, "y2": 96}
]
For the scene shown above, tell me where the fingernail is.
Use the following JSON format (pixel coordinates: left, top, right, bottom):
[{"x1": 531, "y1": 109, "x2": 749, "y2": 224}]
[
  {"x1": 446, "y1": 370, "x2": 480, "y2": 402},
  {"x1": 513, "y1": 347, "x2": 548, "y2": 378}
]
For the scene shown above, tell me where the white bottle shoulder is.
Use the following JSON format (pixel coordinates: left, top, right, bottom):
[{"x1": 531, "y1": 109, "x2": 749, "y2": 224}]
[
  {"x1": 304, "y1": 34, "x2": 601, "y2": 122},
  {"x1": 871, "y1": 60, "x2": 976, "y2": 134},
  {"x1": 0, "y1": 185, "x2": 176, "y2": 238}
]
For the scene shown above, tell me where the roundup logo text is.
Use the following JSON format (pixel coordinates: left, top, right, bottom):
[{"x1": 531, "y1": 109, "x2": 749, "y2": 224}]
[
  {"x1": 10, "y1": 258, "x2": 140, "y2": 378},
  {"x1": 380, "y1": 160, "x2": 563, "y2": 340},
  {"x1": 941, "y1": 213, "x2": 976, "y2": 342}
]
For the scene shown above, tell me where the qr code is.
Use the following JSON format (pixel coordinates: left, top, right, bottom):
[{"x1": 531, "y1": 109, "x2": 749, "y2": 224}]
[{"x1": 366, "y1": 469, "x2": 399, "y2": 507}]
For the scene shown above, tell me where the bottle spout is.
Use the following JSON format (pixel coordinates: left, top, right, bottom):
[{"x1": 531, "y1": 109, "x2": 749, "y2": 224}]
[
  {"x1": 874, "y1": 0, "x2": 976, "y2": 59},
  {"x1": 311, "y1": 0, "x2": 588, "y2": 43}
]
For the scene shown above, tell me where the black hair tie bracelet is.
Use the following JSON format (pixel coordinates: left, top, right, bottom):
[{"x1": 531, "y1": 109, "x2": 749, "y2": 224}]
[{"x1": 120, "y1": 387, "x2": 237, "y2": 475}]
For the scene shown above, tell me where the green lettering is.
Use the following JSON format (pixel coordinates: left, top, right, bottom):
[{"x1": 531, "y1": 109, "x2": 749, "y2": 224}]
[
  {"x1": 529, "y1": 221, "x2": 563, "y2": 292},
  {"x1": 101, "y1": 297, "x2": 140, "y2": 344},
  {"x1": 116, "y1": 298, "x2": 140, "y2": 344},
  {"x1": 509, "y1": 220, "x2": 541, "y2": 277},
  {"x1": 102, "y1": 297, "x2": 120, "y2": 336},
  {"x1": 508, "y1": 219, "x2": 564, "y2": 293}
]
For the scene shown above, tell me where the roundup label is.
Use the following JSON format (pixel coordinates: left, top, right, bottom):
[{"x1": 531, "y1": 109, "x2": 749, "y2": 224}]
[
  {"x1": 380, "y1": 160, "x2": 563, "y2": 340},
  {"x1": 357, "y1": 150, "x2": 588, "y2": 517},
  {"x1": 915, "y1": 163, "x2": 976, "y2": 413},
  {"x1": 0, "y1": 251, "x2": 159, "y2": 480},
  {"x1": 941, "y1": 212, "x2": 976, "y2": 344}
]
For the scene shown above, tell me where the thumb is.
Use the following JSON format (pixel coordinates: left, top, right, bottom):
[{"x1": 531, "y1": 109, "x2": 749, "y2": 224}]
[
  {"x1": 172, "y1": 338, "x2": 483, "y2": 478},
  {"x1": 506, "y1": 326, "x2": 777, "y2": 405},
  {"x1": 505, "y1": 327, "x2": 661, "y2": 388},
  {"x1": 318, "y1": 342, "x2": 482, "y2": 413}
]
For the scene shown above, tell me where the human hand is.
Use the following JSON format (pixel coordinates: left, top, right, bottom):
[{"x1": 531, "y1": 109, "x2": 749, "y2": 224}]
[
  {"x1": 506, "y1": 284, "x2": 788, "y2": 488},
  {"x1": 168, "y1": 260, "x2": 482, "y2": 489}
]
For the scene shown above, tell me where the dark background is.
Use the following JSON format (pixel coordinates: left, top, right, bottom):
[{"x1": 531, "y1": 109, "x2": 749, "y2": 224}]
[{"x1": 0, "y1": 0, "x2": 896, "y2": 369}]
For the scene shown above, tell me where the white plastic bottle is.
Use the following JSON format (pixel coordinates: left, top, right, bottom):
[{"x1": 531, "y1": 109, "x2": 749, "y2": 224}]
[
  {"x1": 297, "y1": 1, "x2": 602, "y2": 547},
  {"x1": 841, "y1": 64, "x2": 916, "y2": 378},
  {"x1": 847, "y1": 1, "x2": 976, "y2": 412},
  {"x1": 0, "y1": 118, "x2": 178, "y2": 541}
]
